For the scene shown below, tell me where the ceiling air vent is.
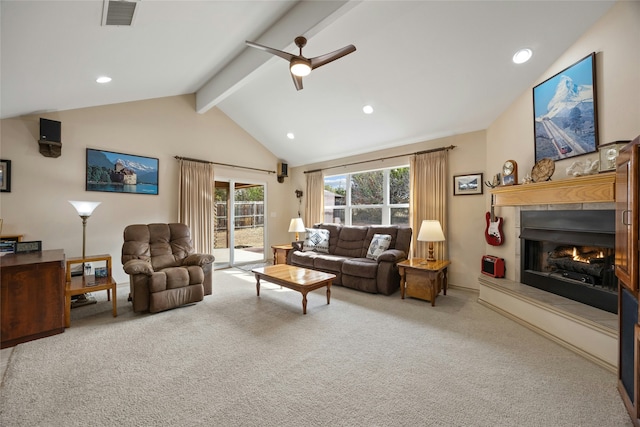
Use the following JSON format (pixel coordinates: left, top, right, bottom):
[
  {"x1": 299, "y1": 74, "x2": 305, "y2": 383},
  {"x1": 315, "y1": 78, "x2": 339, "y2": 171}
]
[{"x1": 102, "y1": 0, "x2": 139, "y2": 26}]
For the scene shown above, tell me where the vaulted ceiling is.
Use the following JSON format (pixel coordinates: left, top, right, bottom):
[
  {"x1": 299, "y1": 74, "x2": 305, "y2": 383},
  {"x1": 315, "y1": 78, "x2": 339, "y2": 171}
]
[{"x1": 1, "y1": 0, "x2": 614, "y2": 166}]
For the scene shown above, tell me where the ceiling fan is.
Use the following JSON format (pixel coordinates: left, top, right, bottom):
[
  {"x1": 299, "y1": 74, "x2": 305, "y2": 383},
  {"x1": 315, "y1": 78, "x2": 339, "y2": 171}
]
[{"x1": 245, "y1": 36, "x2": 356, "y2": 91}]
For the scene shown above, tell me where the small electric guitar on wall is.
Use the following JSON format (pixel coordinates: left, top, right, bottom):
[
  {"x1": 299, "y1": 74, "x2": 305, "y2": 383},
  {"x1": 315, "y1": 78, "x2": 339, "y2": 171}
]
[{"x1": 485, "y1": 195, "x2": 504, "y2": 246}]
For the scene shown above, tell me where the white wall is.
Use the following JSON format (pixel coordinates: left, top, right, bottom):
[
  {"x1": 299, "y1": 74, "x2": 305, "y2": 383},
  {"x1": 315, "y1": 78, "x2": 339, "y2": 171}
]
[
  {"x1": 0, "y1": 95, "x2": 293, "y2": 283},
  {"x1": 485, "y1": 0, "x2": 640, "y2": 279}
]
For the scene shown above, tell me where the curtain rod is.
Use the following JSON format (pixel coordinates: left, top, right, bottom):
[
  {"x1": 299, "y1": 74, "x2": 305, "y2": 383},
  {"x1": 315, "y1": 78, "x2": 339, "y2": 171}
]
[
  {"x1": 174, "y1": 156, "x2": 276, "y2": 174},
  {"x1": 304, "y1": 145, "x2": 455, "y2": 174}
]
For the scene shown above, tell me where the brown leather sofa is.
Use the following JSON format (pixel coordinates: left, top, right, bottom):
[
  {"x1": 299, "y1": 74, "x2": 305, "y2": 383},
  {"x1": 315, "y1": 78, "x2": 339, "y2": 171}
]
[
  {"x1": 287, "y1": 223, "x2": 412, "y2": 295},
  {"x1": 121, "y1": 223, "x2": 214, "y2": 313}
]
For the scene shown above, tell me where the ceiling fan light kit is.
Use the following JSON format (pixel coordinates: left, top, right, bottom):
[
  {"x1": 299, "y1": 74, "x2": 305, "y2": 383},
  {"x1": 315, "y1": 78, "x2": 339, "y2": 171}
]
[
  {"x1": 290, "y1": 59, "x2": 311, "y2": 77},
  {"x1": 246, "y1": 36, "x2": 356, "y2": 90}
]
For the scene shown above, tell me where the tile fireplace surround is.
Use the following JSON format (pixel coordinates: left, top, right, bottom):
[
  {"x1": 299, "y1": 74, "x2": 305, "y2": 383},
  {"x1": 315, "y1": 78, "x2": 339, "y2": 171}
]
[{"x1": 478, "y1": 173, "x2": 618, "y2": 373}]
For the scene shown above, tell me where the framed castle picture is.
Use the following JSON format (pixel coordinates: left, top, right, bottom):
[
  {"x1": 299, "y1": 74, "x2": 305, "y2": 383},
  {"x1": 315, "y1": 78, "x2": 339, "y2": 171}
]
[
  {"x1": 86, "y1": 148, "x2": 159, "y2": 195},
  {"x1": 533, "y1": 52, "x2": 598, "y2": 163}
]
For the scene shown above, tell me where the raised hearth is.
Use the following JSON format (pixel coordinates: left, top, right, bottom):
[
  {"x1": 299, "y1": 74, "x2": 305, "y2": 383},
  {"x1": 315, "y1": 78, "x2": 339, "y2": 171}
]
[{"x1": 479, "y1": 174, "x2": 617, "y2": 372}]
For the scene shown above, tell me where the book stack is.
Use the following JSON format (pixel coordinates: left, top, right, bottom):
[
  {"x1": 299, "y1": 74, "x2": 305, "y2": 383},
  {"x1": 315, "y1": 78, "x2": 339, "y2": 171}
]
[{"x1": 0, "y1": 240, "x2": 15, "y2": 255}]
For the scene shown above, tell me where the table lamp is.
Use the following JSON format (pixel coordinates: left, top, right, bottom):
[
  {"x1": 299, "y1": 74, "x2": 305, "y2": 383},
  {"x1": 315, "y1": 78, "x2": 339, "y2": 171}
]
[
  {"x1": 417, "y1": 220, "x2": 445, "y2": 263},
  {"x1": 288, "y1": 218, "x2": 305, "y2": 242}
]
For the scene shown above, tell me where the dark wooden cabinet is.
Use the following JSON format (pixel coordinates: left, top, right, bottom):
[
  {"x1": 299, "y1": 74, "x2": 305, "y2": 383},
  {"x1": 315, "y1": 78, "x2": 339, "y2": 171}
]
[
  {"x1": 1, "y1": 249, "x2": 65, "y2": 348},
  {"x1": 616, "y1": 138, "x2": 639, "y2": 290},
  {"x1": 616, "y1": 136, "x2": 640, "y2": 425}
]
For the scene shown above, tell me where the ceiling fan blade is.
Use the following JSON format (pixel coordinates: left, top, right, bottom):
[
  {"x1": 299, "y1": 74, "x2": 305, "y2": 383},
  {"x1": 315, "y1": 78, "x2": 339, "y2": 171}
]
[
  {"x1": 310, "y1": 45, "x2": 356, "y2": 69},
  {"x1": 245, "y1": 40, "x2": 294, "y2": 62},
  {"x1": 291, "y1": 73, "x2": 303, "y2": 91}
]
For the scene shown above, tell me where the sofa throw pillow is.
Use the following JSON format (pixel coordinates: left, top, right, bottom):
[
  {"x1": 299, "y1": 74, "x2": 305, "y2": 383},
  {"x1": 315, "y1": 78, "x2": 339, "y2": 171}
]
[
  {"x1": 366, "y1": 234, "x2": 392, "y2": 260},
  {"x1": 303, "y1": 228, "x2": 330, "y2": 253}
]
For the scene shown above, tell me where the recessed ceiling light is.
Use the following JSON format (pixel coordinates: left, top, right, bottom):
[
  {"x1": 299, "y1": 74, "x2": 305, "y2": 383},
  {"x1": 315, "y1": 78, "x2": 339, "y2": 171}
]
[
  {"x1": 362, "y1": 105, "x2": 374, "y2": 114},
  {"x1": 96, "y1": 76, "x2": 112, "y2": 83},
  {"x1": 512, "y1": 48, "x2": 532, "y2": 64},
  {"x1": 287, "y1": 132, "x2": 295, "y2": 140}
]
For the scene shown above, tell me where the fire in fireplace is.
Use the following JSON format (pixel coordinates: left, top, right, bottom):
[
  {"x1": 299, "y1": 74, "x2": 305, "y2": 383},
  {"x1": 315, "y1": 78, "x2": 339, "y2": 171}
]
[{"x1": 520, "y1": 210, "x2": 617, "y2": 313}]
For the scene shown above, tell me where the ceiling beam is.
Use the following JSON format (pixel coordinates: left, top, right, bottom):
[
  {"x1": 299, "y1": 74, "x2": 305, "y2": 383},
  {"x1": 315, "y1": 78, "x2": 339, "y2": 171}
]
[{"x1": 195, "y1": 0, "x2": 358, "y2": 114}]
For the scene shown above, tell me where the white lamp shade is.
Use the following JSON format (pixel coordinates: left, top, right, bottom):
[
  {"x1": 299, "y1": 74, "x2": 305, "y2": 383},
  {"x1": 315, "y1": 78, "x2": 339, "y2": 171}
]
[
  {"x1": 417, "y1": 220, "x2": 445, "y2": 242},
  {"x1": 290, "y1": 59, "x2": 311, "y2": 77},
  {"x1": 69, "y1": 200, "x2": 101, "y2": 216},
  {"x1": 288, "y1": 218, "x2": 306, "y2": 233}
]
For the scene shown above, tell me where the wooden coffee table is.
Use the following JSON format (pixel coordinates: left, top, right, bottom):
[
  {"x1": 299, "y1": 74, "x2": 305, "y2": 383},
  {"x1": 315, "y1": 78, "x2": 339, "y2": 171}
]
[{"x1": 252, "y1": 264, "x2": 335, "y2": 314}]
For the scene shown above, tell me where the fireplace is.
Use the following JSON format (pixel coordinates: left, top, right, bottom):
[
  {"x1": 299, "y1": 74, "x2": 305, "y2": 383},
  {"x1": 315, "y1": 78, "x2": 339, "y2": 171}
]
[{"x1": 520, "y1": 210, "x2": 617, "y2": 313}]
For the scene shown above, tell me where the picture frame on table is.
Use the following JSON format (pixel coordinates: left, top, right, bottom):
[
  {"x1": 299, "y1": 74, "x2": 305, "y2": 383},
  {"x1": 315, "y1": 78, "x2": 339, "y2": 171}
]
[
  {"x1": 533, "y1": 52, "x2": 598, "y2": 163},
  {"x1": 0, "y1": 159, "x2": 11, "y2": 192},
  {"x1": 501, "y1": 174, "x2": 516, "y2": 186},
  {"x1": 86, "y1": 148, "x2": 158, "y2": 195},
  {"x1": 453, "y1": 173, "x2": 483, "y2": 196}
]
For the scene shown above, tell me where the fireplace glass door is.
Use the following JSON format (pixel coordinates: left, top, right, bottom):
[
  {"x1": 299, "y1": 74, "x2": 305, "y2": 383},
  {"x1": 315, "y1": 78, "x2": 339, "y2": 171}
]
[{"x1": 520, "y1": 210, "x2": 617, "y2": 313}]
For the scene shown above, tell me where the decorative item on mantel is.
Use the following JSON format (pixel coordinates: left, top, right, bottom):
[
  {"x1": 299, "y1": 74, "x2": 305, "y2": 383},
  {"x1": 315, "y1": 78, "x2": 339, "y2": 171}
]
[
  {"x1": 531, "y1": 158, "x2": 555, "y2": 182},
  {"x1": 598, "y1": 141, "x2": 630, "y2": 172},
  {"x1": 484, "y1": 174, "x2": 500, "y2": 189},
  {"x1": 566, "y1": 158, "x2": 599, "y2": 177}
]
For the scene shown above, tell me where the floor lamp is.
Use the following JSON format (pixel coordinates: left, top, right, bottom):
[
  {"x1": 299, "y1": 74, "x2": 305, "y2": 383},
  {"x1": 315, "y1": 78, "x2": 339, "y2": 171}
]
[{"x1": 68, "y1": 200, "x2": 101, "y2": 307}]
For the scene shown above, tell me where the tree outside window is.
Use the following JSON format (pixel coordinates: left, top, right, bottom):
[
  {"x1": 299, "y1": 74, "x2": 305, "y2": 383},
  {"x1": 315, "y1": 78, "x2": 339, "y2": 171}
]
[{"x1": 324, "y1": 166, "x2": 409, "y2": 226}]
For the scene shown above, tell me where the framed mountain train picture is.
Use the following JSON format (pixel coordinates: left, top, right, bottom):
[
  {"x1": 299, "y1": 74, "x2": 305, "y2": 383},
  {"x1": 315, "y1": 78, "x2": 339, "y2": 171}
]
[
  {"x1": 86, "y1": 148, "x2": 159, "y2": 195},
  {"x1": 533, "y1": 52, "x2": 598, "y2": 163}
]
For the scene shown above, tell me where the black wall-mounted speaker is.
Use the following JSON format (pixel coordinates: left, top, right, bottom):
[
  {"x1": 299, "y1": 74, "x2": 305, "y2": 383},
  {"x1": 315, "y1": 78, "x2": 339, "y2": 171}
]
[
  {"x1": 40, "y1": 118, "x2": 61, "y2": 143},
  {"x1": 277, "y1": 162, "x2": 288, "y2": 177}
]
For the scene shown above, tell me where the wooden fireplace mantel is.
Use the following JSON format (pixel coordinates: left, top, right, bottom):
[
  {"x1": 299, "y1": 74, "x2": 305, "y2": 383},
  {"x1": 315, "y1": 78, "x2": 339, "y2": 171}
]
[{"x1": 490, "y1": 172, "x2": 615, "y2": 206}]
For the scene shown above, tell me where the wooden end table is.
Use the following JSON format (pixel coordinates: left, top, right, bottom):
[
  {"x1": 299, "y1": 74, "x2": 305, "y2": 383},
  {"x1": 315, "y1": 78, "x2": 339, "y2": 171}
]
[
  {"x1": 65, "y1": 254, "x2": 117, "y2": 327},
  {"x1": 252, "y1": 264, "x2": 335, "y2": 314},
  {"x1": 397, "y1": 258, "x2": 451, "y2": 306},
  {"x1": 271, "y1": 244, "x2": 294, "y2": 265}
]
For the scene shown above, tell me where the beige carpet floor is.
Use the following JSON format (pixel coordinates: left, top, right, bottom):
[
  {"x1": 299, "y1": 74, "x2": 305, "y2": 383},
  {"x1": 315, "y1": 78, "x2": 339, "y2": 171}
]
[{"x1": 0, "y1": 268, "x2": 632, "y2": 426}]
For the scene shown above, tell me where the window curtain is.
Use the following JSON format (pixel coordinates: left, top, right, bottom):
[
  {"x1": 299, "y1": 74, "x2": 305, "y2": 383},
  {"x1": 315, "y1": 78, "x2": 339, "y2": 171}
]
[
  {"x1": 305, "y1": 171, "x2": 324, "y2": 227},
  {"x1": 409, "y1": 150, "x2": 448, "y2": 260},
  {"x1": 178, "y1": 159, "x2": 215, "y2": 254}
]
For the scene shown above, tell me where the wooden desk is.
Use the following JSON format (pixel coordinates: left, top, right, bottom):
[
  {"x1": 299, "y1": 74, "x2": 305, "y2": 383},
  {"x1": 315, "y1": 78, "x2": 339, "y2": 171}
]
[
  {"x1": 1, "y1": 249, "x2": 65, "y2": 348},
  {"x1": 65, "y1": 254, "x2": 117, "y2": 327},
  {"x1": 271, "y1": 244, "x2": 294, "y2": 265},
  {"x1": 398, "y1": 259, "x2": 451, "y2": 306}
]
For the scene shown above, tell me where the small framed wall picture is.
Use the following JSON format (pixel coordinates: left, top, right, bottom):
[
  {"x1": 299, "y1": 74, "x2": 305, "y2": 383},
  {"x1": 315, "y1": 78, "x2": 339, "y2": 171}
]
[
  {"x1": 453, "y1": 173, "x2": 483, "y2": 196},
  {"x1": 0, "y1": 159, "x2": 11, "y2": 192}
]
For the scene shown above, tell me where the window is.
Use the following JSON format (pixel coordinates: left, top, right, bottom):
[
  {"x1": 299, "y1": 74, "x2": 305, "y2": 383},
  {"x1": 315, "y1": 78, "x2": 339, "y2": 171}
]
[{"x1": 324, "y1": 167, "x2": 409, "y2": 226}]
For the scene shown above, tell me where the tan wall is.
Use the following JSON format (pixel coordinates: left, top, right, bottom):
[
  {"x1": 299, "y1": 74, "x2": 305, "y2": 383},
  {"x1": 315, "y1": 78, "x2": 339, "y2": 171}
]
[
  {"x1": 0, "y1": 94, "x2": 293, "y2": 283},
  {"x1": 1, "y1": 1, "x2": 636, "y2": 292},
  {"x1": 485, "y1": 0, "x2": 640, "y2": 279},
  {"x1": 291, "y1": 130, "x2": 487, "y2": 290}
]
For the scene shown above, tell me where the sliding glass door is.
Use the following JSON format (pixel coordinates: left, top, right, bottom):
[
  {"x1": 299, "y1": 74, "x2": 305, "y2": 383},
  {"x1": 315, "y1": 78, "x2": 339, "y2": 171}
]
[{"x1": 214, "y1": 179, "x2": 266, "y2": 269}]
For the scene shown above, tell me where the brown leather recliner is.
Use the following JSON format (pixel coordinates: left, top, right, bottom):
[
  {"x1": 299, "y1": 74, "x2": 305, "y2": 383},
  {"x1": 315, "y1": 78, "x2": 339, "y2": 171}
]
[{"x1": 121, "y1": 223, "x2": 214, "y2": 313}]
